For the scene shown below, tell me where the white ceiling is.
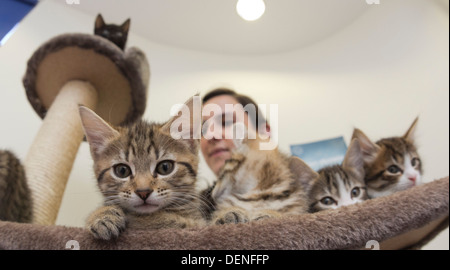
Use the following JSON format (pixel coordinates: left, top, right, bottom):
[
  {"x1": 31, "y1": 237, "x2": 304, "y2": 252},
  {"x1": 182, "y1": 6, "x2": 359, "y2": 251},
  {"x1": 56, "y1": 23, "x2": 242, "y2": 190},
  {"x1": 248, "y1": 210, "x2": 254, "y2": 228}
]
[{"x1": 69, "y1": 0, "x2": 372, "y2": 55}]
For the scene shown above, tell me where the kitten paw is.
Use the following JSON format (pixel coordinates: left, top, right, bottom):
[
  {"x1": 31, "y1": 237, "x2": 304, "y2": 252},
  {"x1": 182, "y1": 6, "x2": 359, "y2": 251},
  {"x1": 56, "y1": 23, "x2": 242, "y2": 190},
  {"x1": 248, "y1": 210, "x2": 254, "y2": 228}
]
[
  {"x1": 86, "y1": 206, "x2": 126, "y2": 240},
  {"x1": 213, "y1": 209, "x2": 249, "y2": 225}
]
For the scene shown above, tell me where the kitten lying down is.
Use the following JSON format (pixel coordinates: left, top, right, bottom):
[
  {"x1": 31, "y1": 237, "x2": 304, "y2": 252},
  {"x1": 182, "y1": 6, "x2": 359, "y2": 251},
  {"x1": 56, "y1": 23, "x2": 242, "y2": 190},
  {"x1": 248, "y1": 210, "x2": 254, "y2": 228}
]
[
  {"x1": 306, "y1": 139, "x2": 368, "y2": 213},
  {"x1": 80, "y1": 97, "x2": 207, "y2": 240},
  {"x1": 210, "y1": 124, "x2": 318, "y2": 224},
  {"x1": 352, "y1": 117, "x2": 422, "y2": 198},
  {"x1": 304, "y1": 118, "x2": 422, "y2": 212}
]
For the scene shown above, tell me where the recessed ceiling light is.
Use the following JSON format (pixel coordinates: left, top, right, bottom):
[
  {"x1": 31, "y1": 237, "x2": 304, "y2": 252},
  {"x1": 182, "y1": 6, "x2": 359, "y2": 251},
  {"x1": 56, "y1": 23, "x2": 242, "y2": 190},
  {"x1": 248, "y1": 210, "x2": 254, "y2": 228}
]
[{"x1": 236, "y1": 0, "x2": 265, "y2": 21}]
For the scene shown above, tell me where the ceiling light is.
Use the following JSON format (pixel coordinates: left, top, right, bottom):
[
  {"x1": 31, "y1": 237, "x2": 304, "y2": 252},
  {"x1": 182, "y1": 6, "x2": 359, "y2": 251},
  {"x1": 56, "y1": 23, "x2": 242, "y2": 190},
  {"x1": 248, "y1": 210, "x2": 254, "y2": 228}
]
[{"x1": 236, "y1": 0, "x2": 265, "y2": 21}]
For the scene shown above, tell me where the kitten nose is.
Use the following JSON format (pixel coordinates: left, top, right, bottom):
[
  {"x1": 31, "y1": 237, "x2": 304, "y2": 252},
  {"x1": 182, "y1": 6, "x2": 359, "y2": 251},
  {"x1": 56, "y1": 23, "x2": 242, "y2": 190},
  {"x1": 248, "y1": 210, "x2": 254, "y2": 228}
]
[
  {"x1": 408, "y1": 176, "x2": 416, "y2": 182},
  {"x1": 135, "y1": 189, "x2": 152, "y2": 201}
]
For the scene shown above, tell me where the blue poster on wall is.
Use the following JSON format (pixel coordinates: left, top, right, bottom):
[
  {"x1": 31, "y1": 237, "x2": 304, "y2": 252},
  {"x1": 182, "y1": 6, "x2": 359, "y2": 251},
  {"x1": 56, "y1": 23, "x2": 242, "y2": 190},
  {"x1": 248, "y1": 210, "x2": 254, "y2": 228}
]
[
  {"x1": 0, "y1": 0, "x2": 38, "y2": 46},
  {"x1": 290, "y1": 136, "x2": 347, "y2": 171}
]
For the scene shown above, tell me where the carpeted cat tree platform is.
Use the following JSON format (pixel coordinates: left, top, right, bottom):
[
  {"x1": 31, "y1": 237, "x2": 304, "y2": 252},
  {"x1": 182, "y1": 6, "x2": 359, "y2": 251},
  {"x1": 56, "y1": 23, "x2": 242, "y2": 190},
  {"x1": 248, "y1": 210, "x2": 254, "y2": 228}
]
[
  {"x1": 0, "y1": 33, "x2": 448, "y2": 250},
  {"x1": 0, "y1": 176, "x2": 448, "y2": 250}
]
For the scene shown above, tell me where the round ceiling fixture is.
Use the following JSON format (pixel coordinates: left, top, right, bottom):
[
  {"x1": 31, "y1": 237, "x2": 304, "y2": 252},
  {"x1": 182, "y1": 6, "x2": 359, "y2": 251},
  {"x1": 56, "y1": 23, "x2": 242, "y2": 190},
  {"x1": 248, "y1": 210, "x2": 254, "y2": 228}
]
[{"x1": 236, "y1": 0, "x2": 266, "y2": 21}]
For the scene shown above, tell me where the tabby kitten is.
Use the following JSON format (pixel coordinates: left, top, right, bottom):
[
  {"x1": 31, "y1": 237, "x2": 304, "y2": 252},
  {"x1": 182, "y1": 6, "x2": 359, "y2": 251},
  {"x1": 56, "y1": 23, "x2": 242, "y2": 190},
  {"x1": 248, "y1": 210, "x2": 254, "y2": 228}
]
[
  {"x1": 80, "y1": 97, "x2": 205, "y2": 240},
  {"x1": 307, "y1": 139, "x2": 368, "y2": 212},
  {"x1": 94, "y1": 14, "x2": 130, "y2": 50},
  {"x1": 0, "y1": 150, "x2": 32, "y2": 223},
  {"x1": 351, "y1": 117, "x2": 422, "y2": 198},
  {"x1": 210, "y1": 124, "x2": 316, "y2": 224}
]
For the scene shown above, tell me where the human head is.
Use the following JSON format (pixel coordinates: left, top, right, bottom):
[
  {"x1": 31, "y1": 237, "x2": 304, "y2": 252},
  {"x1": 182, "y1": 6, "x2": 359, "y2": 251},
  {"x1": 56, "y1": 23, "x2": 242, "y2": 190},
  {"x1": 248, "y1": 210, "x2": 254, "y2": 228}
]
[{"x1": 200, "y1": 88, "x2": 270, "y2": 175}]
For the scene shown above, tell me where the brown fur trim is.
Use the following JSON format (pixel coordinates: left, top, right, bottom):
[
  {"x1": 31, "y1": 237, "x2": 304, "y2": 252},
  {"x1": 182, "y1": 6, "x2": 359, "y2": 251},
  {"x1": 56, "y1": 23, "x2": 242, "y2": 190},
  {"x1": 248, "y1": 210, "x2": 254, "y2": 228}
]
[
  {"x1": 0, "y1": 177, "x2": 447, "y2": 250},
  {"x1": 22, "y1": 33, "x2": 149, "y2": 126}
]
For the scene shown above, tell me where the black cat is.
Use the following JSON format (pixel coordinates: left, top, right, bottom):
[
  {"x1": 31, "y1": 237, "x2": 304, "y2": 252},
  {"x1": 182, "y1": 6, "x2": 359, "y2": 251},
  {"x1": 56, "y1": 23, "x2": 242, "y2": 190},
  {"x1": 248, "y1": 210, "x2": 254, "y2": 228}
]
[{"x1": 94, "y1": 14, "x2": 130, "y2": 50}]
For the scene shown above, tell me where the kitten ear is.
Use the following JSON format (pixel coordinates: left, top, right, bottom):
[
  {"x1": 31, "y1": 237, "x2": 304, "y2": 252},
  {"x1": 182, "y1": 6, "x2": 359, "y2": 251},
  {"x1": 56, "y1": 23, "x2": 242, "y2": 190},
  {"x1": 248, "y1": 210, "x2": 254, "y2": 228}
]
[
  {"x1": 288, "y1": 156, "x2": 319, "y2": 193},
  {"x1": 351, "y1": 128, "x2": 380, "y2": 164},
  {"x1": 95, "y1": 14, "x2": 105, "y2": 29},
  {"x1": 161, "y1": 95, "x2": 202, "y2": 152},
  {"x1": 121, "y1": 18, "x2": 131, "y2": 33},
  {"x1": 342, "y1": 139, "x2": 365, "y2": 180},
  {"x1": 403, "y1": 117, "x2": 419, "y2": 143},
  {"x1": 79, "y1": 106, "x2": 120, "y2": 158}
]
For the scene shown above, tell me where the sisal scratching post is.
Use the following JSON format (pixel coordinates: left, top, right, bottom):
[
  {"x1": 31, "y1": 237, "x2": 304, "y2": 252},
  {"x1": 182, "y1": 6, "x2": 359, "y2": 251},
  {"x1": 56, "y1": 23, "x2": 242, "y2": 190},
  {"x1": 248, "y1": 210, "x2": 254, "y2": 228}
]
[
  {"x1": 22, "y1": 33, "x2": 150, "y2": 225},
  {"x1": 24, "y1": 81, "x2": 97, "y2": 225}
]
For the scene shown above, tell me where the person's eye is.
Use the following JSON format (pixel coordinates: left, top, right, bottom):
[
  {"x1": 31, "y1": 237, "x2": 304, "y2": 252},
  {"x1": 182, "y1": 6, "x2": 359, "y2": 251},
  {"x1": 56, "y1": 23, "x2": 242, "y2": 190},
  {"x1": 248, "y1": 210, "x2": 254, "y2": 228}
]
[
  {"x1": 201, "y1": 123, "x2": 209, "y2": 136},
  {"x1": 220, "y1": 113, "x2": 235, "y2": 127},
  {"x1": 223, "y1": 119, "x2": 234, "y2": 127}
]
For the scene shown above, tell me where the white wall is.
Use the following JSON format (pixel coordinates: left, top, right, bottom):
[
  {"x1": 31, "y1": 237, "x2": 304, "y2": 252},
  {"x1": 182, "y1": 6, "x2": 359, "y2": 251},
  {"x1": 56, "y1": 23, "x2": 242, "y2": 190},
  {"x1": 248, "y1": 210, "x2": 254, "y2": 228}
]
[{"x1": 0, "y1": 0, "x2": 448, "y2": 249}]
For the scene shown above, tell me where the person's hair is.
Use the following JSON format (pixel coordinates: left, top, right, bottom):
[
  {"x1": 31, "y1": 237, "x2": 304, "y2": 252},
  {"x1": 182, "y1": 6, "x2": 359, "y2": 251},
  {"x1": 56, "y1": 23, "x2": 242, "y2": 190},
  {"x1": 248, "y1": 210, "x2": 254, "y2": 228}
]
[{"x1": 202, "y1": 88, "x2": 267, "y2": 131}]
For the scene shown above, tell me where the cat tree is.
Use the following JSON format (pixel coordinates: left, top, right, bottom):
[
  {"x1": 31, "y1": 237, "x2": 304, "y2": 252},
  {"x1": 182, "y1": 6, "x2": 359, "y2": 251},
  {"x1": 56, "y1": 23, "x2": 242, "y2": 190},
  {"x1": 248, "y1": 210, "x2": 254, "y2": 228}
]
[
  {"x1": 0, "y1": 33, "x2": 448, "y2": 250},
  {"x1": 21, "y1": 33, "x2": 150, "y2": 225}
]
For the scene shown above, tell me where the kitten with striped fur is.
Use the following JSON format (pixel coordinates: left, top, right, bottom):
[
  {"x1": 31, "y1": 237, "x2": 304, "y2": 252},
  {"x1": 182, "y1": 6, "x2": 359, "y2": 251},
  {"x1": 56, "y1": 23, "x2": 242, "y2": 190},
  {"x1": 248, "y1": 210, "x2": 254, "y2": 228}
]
[
  {"x1": 307, "y1": 139, "x2": 368, "y2": 212},
  {"x1": 80, "y1": 97, "x2": 206, "y2": 240},
  {"x1": 351, "y1": 117, "x2": 422, "y2": 198},
  {"x1": 210, "y1": 124, "x2": 316, "y2": 224}
]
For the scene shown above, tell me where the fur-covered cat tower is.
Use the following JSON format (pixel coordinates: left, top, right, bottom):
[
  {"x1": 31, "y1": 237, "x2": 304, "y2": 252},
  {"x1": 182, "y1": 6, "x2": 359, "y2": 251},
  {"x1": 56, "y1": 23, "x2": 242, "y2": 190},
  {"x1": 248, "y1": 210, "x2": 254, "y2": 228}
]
[{"x1": 0, "y1": 33, "x2": 448, "y2": 250}]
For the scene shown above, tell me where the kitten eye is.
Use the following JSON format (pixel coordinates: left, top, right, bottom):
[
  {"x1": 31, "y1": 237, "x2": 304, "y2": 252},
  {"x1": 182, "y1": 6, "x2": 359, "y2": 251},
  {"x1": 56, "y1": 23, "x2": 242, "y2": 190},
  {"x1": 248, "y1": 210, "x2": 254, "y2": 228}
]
[
  {"x1": 102, "y1": 29, "x2": 109, "y2": 36},
  {"x1": 156, "y1": 160, "x2": 175, "y2": 175},
  {"x1": 411, "y1": 157, "x2": 420, "y2": 167},
  {"x1": 113, "y1": 164, "x2": 131, "y2": 179},
  {"x1": 115, "y1": 32, "x2": 123, "y2": 37},
  {"x1": 320, "y1": 197, "x2": 336, "y2": 206},
  {"x1": 351, "y1": 187, "x2": 361, "y2": 198},
  {"x1": 387, "y1": 165, "x2": 401, "y2": 174}
]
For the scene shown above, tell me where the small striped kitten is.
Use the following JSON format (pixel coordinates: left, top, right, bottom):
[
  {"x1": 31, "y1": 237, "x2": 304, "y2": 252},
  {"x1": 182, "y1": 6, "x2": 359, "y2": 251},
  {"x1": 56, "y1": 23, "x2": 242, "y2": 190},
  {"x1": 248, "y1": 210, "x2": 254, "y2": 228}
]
[
  {"x1": 210, "y1": 125, "x2": 316, "y2": 224},
  {"x1": 306, "y1": 139, "x2": 368, "y2": 212},
  {"x1": 351, "y1": 117, "x2": 422, "y2": 198},
  {"x1": 80, "y1": 97, "x2": 206, "y2": 240}
]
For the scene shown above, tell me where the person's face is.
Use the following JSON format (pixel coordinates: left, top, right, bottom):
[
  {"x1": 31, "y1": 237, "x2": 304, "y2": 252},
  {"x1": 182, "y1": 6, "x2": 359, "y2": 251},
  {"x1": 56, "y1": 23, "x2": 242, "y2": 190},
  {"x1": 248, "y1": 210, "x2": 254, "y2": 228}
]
[{"x1": 200, "y1": 95, "x2": 255, "y2": 176}]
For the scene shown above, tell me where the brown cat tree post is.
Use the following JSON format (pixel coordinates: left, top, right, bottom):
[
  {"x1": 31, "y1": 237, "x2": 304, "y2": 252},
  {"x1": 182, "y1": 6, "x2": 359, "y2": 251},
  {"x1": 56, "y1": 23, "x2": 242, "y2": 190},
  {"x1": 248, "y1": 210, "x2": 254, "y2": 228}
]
[{"x1": 22, "y1": 33, "x2": 150, "y2": 225}]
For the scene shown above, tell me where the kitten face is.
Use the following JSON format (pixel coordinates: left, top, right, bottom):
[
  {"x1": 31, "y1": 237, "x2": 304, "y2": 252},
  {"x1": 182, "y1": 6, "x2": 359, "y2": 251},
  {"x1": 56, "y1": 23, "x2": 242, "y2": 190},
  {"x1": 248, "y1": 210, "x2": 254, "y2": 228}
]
[
  {"x1": 309, "y1": 166, "x2": 368, "y2": 212},
  {"x1": 307, "y1": 139, "x2": 368, "y2": 212},
  {"x1": 352, "y1": 117, "x2": 422, "y2": 198},
  {"x1": 365, "y1": 137, "x2": 422, "y2": 198},
  {"x1": 80, "y1": 98, "x2": 199, "y2": 215},
  {"x1": 95, "y1": 14, "x2": 130, "y2": 50},
  {"x1": 96, "y1": 123, "x2": 198, "y2": 214}
]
